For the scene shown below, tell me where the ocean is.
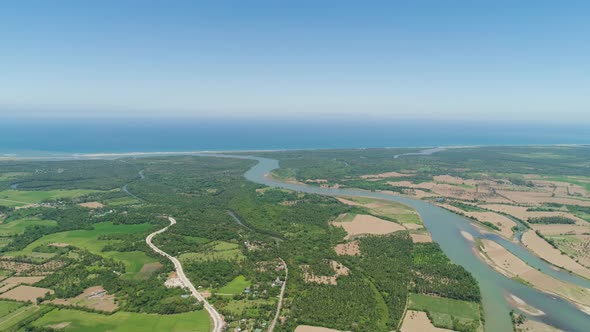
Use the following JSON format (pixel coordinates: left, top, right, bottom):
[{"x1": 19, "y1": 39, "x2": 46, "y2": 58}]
[{"x1": 1, "y1": 118, "x2": 588, "y2": 156}]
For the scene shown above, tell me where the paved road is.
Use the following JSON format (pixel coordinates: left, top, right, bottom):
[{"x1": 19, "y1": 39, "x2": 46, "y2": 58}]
[
  {"x1": 268, "y1": 258, "x2": 288, "y2": 332},
  {"x1": 146, "y1": 216, "x2": 225, "y2": 332}
]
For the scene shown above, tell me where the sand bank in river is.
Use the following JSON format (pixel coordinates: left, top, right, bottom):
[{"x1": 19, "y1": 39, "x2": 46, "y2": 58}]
[{"x1": 479, "y1": 239, "x2": 590, "y2": 308}]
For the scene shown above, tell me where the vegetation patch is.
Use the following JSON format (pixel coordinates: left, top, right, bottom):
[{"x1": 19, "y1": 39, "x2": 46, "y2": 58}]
[
  {"x1": 0, "y1": 218, "x2": 57, "y2": 236},
  {"x1": 407, "y1": 293, "x2": 481, "y2": 332},
  {"x1": 31, "y1": 308, "x2": 211, "y2": 332},
  {"x1": 528, "y1": 216, "x2": 576, "y2": 224},
  {"x1": 0, "y1": 189, "x2": 99, "y2": 207},
  {"x1": 217, "y1": 275, "x2": 251, "y2": 295}
]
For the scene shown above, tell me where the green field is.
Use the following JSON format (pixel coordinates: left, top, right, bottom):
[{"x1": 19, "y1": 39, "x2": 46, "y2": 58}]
[
  {"x1": 217, "y1": 275, "x2": 251, "y2": 295},
  {"x1": 0, "y1": 189, "x2": 100, "y2": 207},
  {"x1": 0, "y1": 300, "x2": 24, "y2": 318},
  {"x1": 407, "y1": 293, "x2": 481, "y2": 329},
  {"x1": 179, "y1": 241, "x2": 245, "y2": 263},
  {"x1": 7, "y1": 222, "x2": 157, "y2": 278},
  {"x1": 543, "y1": 176, "x2": 590, "y2": 192},
  {"x1": 0, "y1": 218, "x2": 57, "y2": 236},
  {"x1": 221, "y1": 298, "x2": 274, "y2": 316},
  {"x1": 104, "y1": 196, "x2": 141, "y2": 206},
  {"x1": 32, "y1": 308, "x2": 210, "y2": 332},
  {"x1": 0, "y1": 304, "x2": 41, "y2": 331}
]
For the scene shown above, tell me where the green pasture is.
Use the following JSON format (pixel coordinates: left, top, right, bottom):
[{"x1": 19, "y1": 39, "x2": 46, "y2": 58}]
[
  {"x1": 31, "y1": 308, "x2": 210, "y2": 332},
  {"x1": 0, "y1": 189, "x2": 99, "y2": 207},
  {"x1": 6, "y1": 222, "x2": 156, "y2": 278},
  {"x1": 0, "y1": 218, "x2": 57, "y2": 236}
]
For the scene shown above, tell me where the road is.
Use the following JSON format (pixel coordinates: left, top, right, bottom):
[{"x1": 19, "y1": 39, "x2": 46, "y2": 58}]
[
  {"x1": 268, "y1": 258, "x2": 288, "y2": 332},
  {"x1": 146, "y1": 216, "x2": 225, "y2": 332}
]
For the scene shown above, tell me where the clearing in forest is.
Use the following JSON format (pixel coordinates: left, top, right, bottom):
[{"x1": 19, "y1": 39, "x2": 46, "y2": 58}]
[{"x1": 332, "y1": 213, "x2": 405, "y2": 240}]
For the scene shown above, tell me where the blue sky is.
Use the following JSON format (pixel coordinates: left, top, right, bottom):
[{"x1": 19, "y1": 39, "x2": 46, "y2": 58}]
[{"x1": 1, "y1": 1, "x2": 589, "y2": 122}]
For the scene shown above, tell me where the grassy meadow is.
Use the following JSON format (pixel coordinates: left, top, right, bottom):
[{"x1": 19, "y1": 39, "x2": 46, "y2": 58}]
[
  {"x1": 31, "y1": 308, "x2": 210, "y2": 332},
  {"x1": 0, "y1": 189, "x2": 99, "y2": 207},
  {"x1": 7, "y1": 222, "x2": 157, "y2": 278}
]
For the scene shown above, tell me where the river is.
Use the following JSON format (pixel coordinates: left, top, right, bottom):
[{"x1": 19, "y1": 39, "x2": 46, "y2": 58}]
[{"x1": 230, "y1": 155, "x2": 590, "y2": 332}]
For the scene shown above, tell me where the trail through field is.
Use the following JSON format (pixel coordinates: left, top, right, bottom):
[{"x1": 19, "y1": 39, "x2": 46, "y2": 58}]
[
  {"x1": 268, "y1": 258, "x2": 288, "y2": 332},
  {"x1": 146, "y1": 216, "x2": 225, "y2": 332}
]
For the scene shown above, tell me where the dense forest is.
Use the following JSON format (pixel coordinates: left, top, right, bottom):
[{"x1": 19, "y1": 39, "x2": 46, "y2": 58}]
[{"x1": 0, "y1": 154, "x2": 482, "y2": 331}]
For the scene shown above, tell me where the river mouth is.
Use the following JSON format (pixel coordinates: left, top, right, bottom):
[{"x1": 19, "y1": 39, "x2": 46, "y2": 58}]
[{"x1": 230, "y1": 155, "x2": 590, "y2": 332}]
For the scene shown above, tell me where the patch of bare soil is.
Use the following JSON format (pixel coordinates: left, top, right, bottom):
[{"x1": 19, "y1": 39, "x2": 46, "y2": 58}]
[
  {"x1": 521, "y1": 231, "x2": 590, "y2": 280},
  {"x1": 138, "y1": 262, "x2": 163, "y2": 278},
  {"x1": 517, "y1": 319, "x2": 563, "y2": 332},
  {"x1": 465, "y1": 211, "x2": 516, "y2": 238},
  {"x1": 334, "y1": 241, "x2": 360, "y2": 256},
  {"x1": 532, "y1": 224, "x2": 590, "y2": 235},
  {"x1": 360, "y1": 171, "x2": 413, "y2": 179},
  {"x1": 0, "y1": 285, "x2": 53, "y2": 302},
  {"x1": 47, "y1": 322, "x2": 71, "y2": 330},
  {"x1": 302, "y1": 261, "x2": 349, "y2": 285},
  {"x1": 400, "y1": 310, "x2": 452, "y2": 332},
  {"x1": 48, "y1": 243, "x2": 70, "y2": 248},
  {"x1": 1, "y1": 276, "x2": 45, "y2": 285},
  {"x1": 549, "y1": 234, "x2": 590, "y2": 268},
  {"x1": 410, "y1": 233, "x2": 433, "y2": 243},
  {"x1": 332, "y1": 214, "x2": 405, "y2": 240},
  {"x1": 78, "y1": 202, "x2": 104, "y2": 209},
  {"x1": 51, "y1": 286, "x2": 118, "y2": 312}
]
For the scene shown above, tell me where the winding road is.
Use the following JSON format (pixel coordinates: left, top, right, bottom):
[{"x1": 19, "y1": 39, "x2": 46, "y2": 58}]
[{"x1": 146, "y1": 216, "x2": 225, "y2": 332}]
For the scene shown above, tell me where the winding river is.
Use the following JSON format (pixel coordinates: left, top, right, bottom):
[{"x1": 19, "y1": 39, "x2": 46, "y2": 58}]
[{"x1": 223, "y1": 155, "x2": 590, "y2": 332}]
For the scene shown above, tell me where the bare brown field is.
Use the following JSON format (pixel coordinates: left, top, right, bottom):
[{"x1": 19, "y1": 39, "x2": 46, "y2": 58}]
[
  {"x1": 388, "y1": 180, "x2": 512, "y2": 203},
  {"x1": 521, "y1": 231, "x2": 590, "y2": 280},
  {"x1": 335, "y1": 198, "x2": 363, "y2": 207},
  {"x1": 302, "y1": 261, "x2": 349, "y2": 285},
  {"x1": 532, "y1": 224, "x2": 589, "y2": 236},
  {"x1": 360, "y1": 171, "x2": 413, "y2": 179},
  {"x1": 295, "y1": 325, "x2": 346, "y2": 332},
  {"x1": 0, "y1": 283, "x2": 15, "y2": 293},
  {"x1": 464, "y1": 211, "x2": 516, "y2": 238},
  {"x1": 481, "y1": 204, "x2": 588, "y2": 227},
  {"x1": 0, "y1": 285, "x2": 53, "y2": 302},
  {"x1": 334, "y1": 241, "x2": 360, "y2": 256},
  {"x1": 549, "y1": 235, "x2": 590, "y2": 268},
  {"x1": 433, "y1": 175, "x2": 478, "y2": 187},
  {"x1": 48, "y1": 242, "x2": 70, "y2": 248},
  {"x1": 332, "y1": 214, "x2": 405, "y2": 240},
  {"x1": 400, "y1": 310, "x2": 452, "y2": 332},
  {"x1": 1, "y1": 276, "x2": 45, "y2": 284},
  {"x1": 51, "y1": 285, "x2": 117, "y2": 312},
  {"x1": 496, "y1": 190, "x2": 590, "y2": 206},
  {"x1": 138, "y1": 262, "x2": 163, "y2": 279},
  {"x1": 479, "y1": 239, "x2": 590, "y2": 307},
  {"x1": 78, "y1": 201, "x2": 104, "y2": 209},
  {"x1": 410, "y1": 233, "x2": 433, "y2": 243}
]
